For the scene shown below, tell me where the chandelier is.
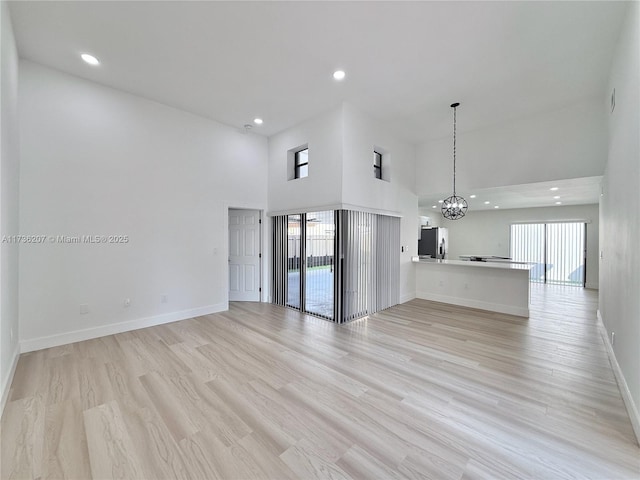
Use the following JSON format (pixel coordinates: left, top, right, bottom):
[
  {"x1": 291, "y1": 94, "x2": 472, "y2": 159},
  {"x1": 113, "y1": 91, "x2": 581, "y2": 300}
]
[{"x1": 441, "y1": 102, "x2": 468, "y2": 220}]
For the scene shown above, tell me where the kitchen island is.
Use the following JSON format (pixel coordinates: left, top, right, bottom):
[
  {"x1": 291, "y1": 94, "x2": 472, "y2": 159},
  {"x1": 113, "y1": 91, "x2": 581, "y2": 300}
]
[{"x1": 413, "y1": 258, "x2": 531, "y2": 317}]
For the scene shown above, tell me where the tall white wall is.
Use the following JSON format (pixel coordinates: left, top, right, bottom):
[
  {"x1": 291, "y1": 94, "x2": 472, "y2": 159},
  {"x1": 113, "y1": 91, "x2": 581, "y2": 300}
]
[
  {"x1": 341, "y1": 103, "x2": 418, "y2": 302},
  {"x1": 440, "y1": 204, "x2": 600, "y2": 289},
  {"x1": 268, "y1": 107, "x2": 343, "y2": 214},
  {"x1": 416, "y1": 98, "x2": 607, "y2": 196},
  {"x1": 0, "y1": 0, "x2": 21, "y2": 410},
  {"x1": 18, "y1": 61, "x2": 268, "y2": 350},
  {"x1": 267, "y1": 103, "x2": 418, "y2": 303},
  {"x1": 599, "y1": 1, "x2": 640, "y2": 440}
]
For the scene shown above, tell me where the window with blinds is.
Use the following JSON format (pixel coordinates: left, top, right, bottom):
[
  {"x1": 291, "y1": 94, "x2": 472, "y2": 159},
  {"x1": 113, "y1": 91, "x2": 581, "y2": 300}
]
[{"x1": 510, "y1": 222, "x2": 586, "y2": 286}]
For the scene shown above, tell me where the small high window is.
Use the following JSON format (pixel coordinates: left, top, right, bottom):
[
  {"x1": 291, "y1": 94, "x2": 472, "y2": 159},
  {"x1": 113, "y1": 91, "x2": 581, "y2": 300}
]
[
  {"x1": 373, "y1": 151, "x2": 382, "y2": 179},
  {"x1": 295, "y1": 149, "x2": 309, "y2": 179}
]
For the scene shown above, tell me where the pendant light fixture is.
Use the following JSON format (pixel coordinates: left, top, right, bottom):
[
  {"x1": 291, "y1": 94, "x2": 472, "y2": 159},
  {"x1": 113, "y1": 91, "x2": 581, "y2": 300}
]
[{"x1": 441, "y1": 102, "x2": 468, "y2": 220}]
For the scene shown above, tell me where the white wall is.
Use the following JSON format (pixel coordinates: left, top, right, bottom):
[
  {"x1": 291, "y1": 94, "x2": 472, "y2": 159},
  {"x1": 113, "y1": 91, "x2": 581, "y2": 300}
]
[
  {"x1": 18, "y1": 61, "x2": 268, "y2": 350},
  {"x1": 599, "y1": 1, "x2": 640, "y2": 440},
  {"x1": 341, "y1": 103, "x2": 418, "y2": 302},
  {"x1": 267, "y1": 103, "x2": 418, "y2": 303},
  {"x1": 418, "y1": 208, "x2": 442, "y2": 228},
  {"x1": 440, "y1": 204, "x2": 599, "y2": 289},
  {"x1": 0, "y1": 0, "x2": 21, "y2": 410},
  {"x1": 416, "y1": 97, "x2": 607, "y2": 195},
  {"x1": 267, "y1": 107, "x2": 343, "y2": 215}
]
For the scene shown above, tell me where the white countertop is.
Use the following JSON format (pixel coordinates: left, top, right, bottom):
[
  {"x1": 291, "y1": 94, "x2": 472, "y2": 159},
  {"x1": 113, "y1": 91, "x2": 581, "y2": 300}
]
[{"x1": 412, "y1": 257, "x2": 532, "y2": 271}]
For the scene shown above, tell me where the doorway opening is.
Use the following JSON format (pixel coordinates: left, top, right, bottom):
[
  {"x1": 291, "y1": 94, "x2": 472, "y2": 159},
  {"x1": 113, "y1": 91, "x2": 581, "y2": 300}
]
[
  {"x1": 228, "y1": 208, "x2": 262, "y2": 302},
  {"x1": 510, "y1": 222, "x2": 586, "y2": 287}
]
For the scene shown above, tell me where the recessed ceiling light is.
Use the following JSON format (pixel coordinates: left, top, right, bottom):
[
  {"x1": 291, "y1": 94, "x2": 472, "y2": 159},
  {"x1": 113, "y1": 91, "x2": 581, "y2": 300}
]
[
  {"x1": 553, "y1": 195, "x2": 560, "y2": 199},
  {"x1": 81, "y1": 53, "x2": 100, "y2": 66},
  {"x1": 550, "y1": 187, "x2": 559, "y2": 191},
  {"x1": 333, "y1": 70, "x2": 346, "y2": 81},
  {"x1": 555, "y1": 201, "x2": 562, "y2": 205},
  {"x1": 484, "y1": 201, "x2": 490, "y2": 205},
  {"x1": 432, "y1": 205, "x2": 437, "y2": 209},
  {"x1": 470, "y1": 195, "x2": 476, "y2": 199},
  {"x1": 494, "y1": 205, "x2": 500, "y2": 209},
  {"x1": 253, "y1": 118, "x2": 263, "y2": 125},
  {"x1": 438, "y1": 200, "x2": 444, "y2": 204}
]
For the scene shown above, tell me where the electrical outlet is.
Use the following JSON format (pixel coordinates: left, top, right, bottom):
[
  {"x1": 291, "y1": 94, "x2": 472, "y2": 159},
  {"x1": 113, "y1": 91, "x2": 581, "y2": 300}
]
[
  {"x1": 124, "y1": 298, "x2": 131, "y2": 308},
  {"x1": 161, "y1": 294, "x2": 168, "y2": 304},
  {"x1": 10, "y1": 328, "x2": 14, "y2": 342},
  {"x1": 439, "y1": 280, "x2": 444, "y2": 287},
  {"x1": 611, "y1": 331, "x2": 615, "y2": 345},
  {"x1": 79, "y1": 304, "x2": 89, "y2": 314}
]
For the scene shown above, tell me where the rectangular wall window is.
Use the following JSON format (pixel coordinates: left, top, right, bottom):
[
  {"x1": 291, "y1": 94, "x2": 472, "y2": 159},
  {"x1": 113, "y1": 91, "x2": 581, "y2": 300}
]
[
  {"x1": 294, "y1": 148, "x2": 309, "y2": 179},
  {"x1": 510, "y1": 222, "x2": 586, "y2": 286},
  {"x1": 374, "y1": 151, "x2": 382, "y2": 179}
]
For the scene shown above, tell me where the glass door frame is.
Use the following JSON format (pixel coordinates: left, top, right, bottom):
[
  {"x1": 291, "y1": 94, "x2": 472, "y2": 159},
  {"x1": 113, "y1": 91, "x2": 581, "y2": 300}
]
[
  {"x1": 286, "y1": 211, "x2": 337, "y2": 320},
  {"x1": 286, "y1": 214, "x2": 304, "y2": 310}
]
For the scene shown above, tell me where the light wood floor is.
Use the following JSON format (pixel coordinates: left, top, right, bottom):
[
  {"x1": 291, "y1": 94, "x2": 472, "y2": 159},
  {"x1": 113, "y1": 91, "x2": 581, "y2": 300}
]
[{"x1": 2, "y1": 284, "x2": 639, "y2": 479}]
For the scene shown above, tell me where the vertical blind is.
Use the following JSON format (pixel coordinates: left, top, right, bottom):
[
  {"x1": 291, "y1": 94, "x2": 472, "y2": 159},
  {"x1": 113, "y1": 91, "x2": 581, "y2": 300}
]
[
  {"x1": 271, "y1": 215, "x2": 288, "y2": 306},
  {"x1": 546, "y1": 223, "x2": 586, "y2": 285},
  {"x1": 340, "y1": 210, "x2": 373, "y2": 321},
  {"x1": 510, "y1": 222, "x2": 586, "y2": 286},
  {"x1": 510, "y1": 223, "x2": 545, "y2": 282},
  {"x1": 374, "y1": 214, "x2": 401, "y2": 313},
  {"x1": 272, "y1": 209, "x2": 400, "y2": 323}
]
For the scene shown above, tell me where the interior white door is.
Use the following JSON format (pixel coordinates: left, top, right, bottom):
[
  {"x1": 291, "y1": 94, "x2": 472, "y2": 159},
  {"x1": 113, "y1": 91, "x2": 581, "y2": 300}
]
[{"x1": 229, "y1": 209, "x2": 261, "y2": 301}]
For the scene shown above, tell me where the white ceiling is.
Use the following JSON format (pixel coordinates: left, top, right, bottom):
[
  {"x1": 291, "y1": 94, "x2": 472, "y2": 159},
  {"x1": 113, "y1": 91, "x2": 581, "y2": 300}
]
[
  {"x1": 9, "y1": 1, "x2": 628, "y2": 142},
  {"x1": 418, "y1": 176, "x2": 602, "y2": 212}
]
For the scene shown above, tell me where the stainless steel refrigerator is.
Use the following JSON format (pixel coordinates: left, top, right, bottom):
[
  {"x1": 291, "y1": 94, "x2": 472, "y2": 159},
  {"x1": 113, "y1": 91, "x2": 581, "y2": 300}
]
[{"x1": 418, "y1": 227, "x2": 448, "y2": 259}]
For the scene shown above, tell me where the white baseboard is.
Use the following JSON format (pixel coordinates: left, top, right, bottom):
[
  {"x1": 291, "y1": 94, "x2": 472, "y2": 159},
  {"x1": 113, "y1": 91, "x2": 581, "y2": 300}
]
[
  {"x1": 1, "y1": 342, "x2": 21, "y2": 415},
  {"x1": 597, "y1": 309, "x2": 640, "y2": 445},
  {"x1": 400, "y1": 292, "x2": 416, "y2": 304},
  {"x1": 416, "y1": 291, "x2": 529, "y2": 318},
  {"x1": 20, "y1": 302, "x2": 228, "y2": 353}
]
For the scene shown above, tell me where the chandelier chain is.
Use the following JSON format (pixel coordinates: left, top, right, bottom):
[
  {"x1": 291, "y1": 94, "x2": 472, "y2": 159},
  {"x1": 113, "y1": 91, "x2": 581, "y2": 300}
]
[
  {"x1": 442, "y1": 101, "x2": 467, "y2": 221},
  {"x1": 453, "y1": 105, "x2": 457, "y2": 195}
]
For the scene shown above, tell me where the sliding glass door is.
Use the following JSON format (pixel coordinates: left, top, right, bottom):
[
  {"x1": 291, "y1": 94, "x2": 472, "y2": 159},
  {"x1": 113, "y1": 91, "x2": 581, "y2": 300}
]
[
  {"x1": 305, "y1": 211, "x2": 335, "y2": 319},
  {"x1": 285, "y1": 211, "x2": 335, "y2": 319},
  {"x1": 510, "y1": 222, "x2": 586, "y2": 286},
  {"x1": 274, "y1": 209, "x2": 400, "y2": 323}
]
